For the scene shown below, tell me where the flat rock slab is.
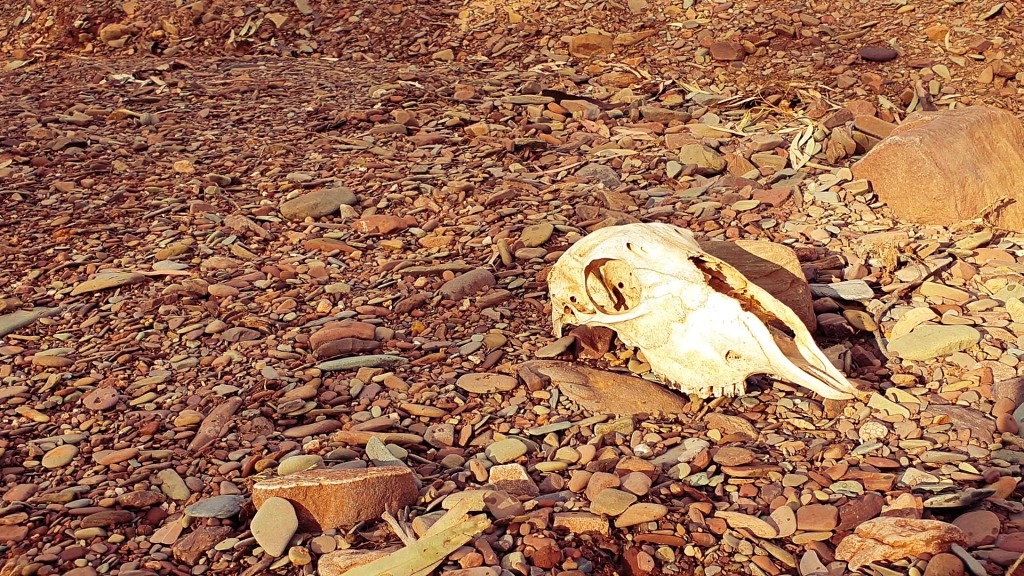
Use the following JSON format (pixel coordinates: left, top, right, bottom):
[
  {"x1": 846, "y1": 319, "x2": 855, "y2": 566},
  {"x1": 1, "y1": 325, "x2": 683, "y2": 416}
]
[
  {"x1": 852, "y1": 106, "x2": 1024, "y2": 230},
  {"x1": 252, "y1": 467, "x2": 418, "y2": 531},
  {"x1": 457, "y1": 372, "x2": 518, "y2": 394},
  {"x1": 0, "y1": 307, "x2": 60, "y2": 337},
  {"x1": 185, "y1": 495, "x2": 245, "y2": 519},
  {"x1": 518, "y1": 360, "x2": 690, "y2": 415},
  {"x1": 888, "y1": 324, "x2": 981, "y2": 361},
  {"x1": 836, "y1": 517, "x2": 966, "y2": 570},
  {"x1": 279, "y1": 187, "x2": 356, "y2": 221}
]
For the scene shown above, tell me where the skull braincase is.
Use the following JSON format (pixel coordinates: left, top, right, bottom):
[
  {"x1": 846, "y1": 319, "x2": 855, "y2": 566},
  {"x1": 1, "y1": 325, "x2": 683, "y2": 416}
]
[{"x1": 548, "y1": 222, "x2": 858, "y2": 400}]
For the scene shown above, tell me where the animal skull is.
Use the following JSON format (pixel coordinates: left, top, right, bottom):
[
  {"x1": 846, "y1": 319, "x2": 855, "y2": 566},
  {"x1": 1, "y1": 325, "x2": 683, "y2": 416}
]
[{"x1": 548, "y1": 222, "x2": 858, "y2": 400}]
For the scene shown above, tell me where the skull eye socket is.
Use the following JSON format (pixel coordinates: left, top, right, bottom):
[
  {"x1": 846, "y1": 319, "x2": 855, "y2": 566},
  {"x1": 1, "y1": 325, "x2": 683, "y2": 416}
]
[{"x1": 583, "y1": 258, "x2": 641, "y2": 314}]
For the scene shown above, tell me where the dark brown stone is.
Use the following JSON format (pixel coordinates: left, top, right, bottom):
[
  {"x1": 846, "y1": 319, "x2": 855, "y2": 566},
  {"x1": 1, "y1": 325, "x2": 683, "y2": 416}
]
[
  {"x1": 838, "y1": 493, "x2": 885, "y2": 531},
  {"x1": 859, "y1": 46, "x2": 898, "y2": 61}
]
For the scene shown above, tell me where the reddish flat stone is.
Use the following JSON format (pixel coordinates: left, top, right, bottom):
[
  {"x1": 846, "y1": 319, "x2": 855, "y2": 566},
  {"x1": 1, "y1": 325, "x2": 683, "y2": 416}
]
[
  {"x1": 310, "y1": 321, "x2": 377, "y2": 350},
  {"x1": 0, "y1": 525, "x2": 29, "y2": 543},
  {"x1": 796, "y1": 504, "x2": 839, "y2": 532},
  {"x1": 710, "y1": 41, "x2": 746, "y2": 61},
  {"x1": 952, "y1": 510, "x2": 1000, "y2": 547}
]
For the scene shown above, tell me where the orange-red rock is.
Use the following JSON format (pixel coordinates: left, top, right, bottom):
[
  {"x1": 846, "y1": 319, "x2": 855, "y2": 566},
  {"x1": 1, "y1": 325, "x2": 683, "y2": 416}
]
[
  {"x1": 309, "y1": 321, "x2": 377, "y2": 350},
  {"x1": 836, "y1": 518, "x2": 966, "y2": 569},
  {"x1": 796, "y1": 504, "x2": 839, "y2": 532},
  {"x1": 252, "y1": 468, "x2": 419, "y2": 531},
  {"x1": 353, "y1": 215, "x2": 409, "y2": 235},
  {"x1": 568, "y1": 34, "x2": 613, "y2": 58}
]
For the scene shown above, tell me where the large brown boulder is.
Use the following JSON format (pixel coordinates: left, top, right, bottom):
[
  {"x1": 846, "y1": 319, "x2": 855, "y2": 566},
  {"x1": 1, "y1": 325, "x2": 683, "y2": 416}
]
[
  {"x1": 252, "y1": 468, "x2": 418, "y2": 531},
  {"x1": 852, "y1": 106, "x2": 1024, "y2": 230}
]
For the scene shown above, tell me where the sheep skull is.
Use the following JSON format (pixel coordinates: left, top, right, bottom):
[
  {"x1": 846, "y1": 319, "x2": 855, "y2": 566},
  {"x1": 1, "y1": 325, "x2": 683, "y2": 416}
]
[{"x1": 548, "y1": 222, "x2": 858, "y2": 400}]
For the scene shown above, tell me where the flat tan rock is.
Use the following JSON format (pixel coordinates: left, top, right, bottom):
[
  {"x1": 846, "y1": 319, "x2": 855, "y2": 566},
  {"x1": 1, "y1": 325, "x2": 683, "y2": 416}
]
[
  {"x1": 852, "y1": 107, "x2": 1024, "y2": 230},
  {"x1": 518, "y1": 361, "x2": 689, "y2": 415},
  {"x1": 836, "y1": 517, "x2": 966, "y2": 569},
  {"x1": 715, "y1": 511, "x2": 778, "y2": 538},
  {"x1": 553, "y1": 512, "x2": 609, "y2": 535},
  {"x1": 456, "y1": 372, "x2": 518, "y2": 394},
  {"x1": 252, "y1": 467, "x2": 419, "y2": 531}
]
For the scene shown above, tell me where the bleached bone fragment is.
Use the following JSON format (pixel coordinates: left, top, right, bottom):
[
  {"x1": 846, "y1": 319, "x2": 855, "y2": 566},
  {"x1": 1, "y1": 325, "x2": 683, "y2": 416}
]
[{"x1": 547, "y1": 222, "x2": 858, "y2": 399}]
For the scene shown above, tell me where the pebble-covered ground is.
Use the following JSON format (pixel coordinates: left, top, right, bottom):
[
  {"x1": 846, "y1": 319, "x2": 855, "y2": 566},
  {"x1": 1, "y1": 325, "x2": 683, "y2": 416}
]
[{"x1": 2, "y1": 1, "x2": 1024, "y2": 575}]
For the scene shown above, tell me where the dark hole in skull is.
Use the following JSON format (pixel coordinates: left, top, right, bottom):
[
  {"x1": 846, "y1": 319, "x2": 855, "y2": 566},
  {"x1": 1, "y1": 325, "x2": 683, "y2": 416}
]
[{"x1": 582, "y1": 258, "x2": 641, "y2": 315}]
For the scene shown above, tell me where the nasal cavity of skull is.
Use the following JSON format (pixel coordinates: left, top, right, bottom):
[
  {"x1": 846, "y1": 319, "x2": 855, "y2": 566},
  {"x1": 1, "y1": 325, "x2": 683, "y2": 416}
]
[{"x1": 583, "y1": 258, "x2": 639, "y2": 314}]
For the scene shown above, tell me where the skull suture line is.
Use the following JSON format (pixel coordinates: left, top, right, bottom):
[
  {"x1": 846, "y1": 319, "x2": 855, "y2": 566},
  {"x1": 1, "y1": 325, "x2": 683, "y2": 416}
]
[{"x1": 548, "y1": 223, "x2": 858, "y2": 400}]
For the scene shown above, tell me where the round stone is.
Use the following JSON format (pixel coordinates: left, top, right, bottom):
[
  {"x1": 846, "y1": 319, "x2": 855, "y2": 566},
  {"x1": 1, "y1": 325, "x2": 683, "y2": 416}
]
[
  {"x1": 952, "y1": 510, "x2": 1000, "y2": 547},
  {"x1": 310, "y1": 535, "x2": 337, "y2": 555},
  {"x1": 289, "y1": 546, "x2": 312, "y2": 566},
  {"x1": 42, "y1": 444, "x2": 79, "y2": 469},
  {"x1": 485, "y1": 439, "x2": 528, "y2": 464},
  {"x1": 996, "y1": 413, "x2": 1019, "y2": 434},
  {"x1": 278, "y1": 455, "x2": 325, "y2": 476},
  {"x1": 924, "y1": 552, "x2": 965, "y2": 576},
  {"x1": 82, "y1": 387, "x2": 119, "y2": 410},
  {"x1": 520, "y1": 222, "x2": 554, "y2": 247}
]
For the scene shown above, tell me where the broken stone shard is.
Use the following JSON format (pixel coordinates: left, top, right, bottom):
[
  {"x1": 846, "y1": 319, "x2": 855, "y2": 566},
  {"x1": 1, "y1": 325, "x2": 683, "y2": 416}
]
[
  {"x1": 835, "y1": 517, "x2": 966, "y2": 569},
  {"x1": 547, "y1": 223, "x2": 858, "y2": 399}
]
